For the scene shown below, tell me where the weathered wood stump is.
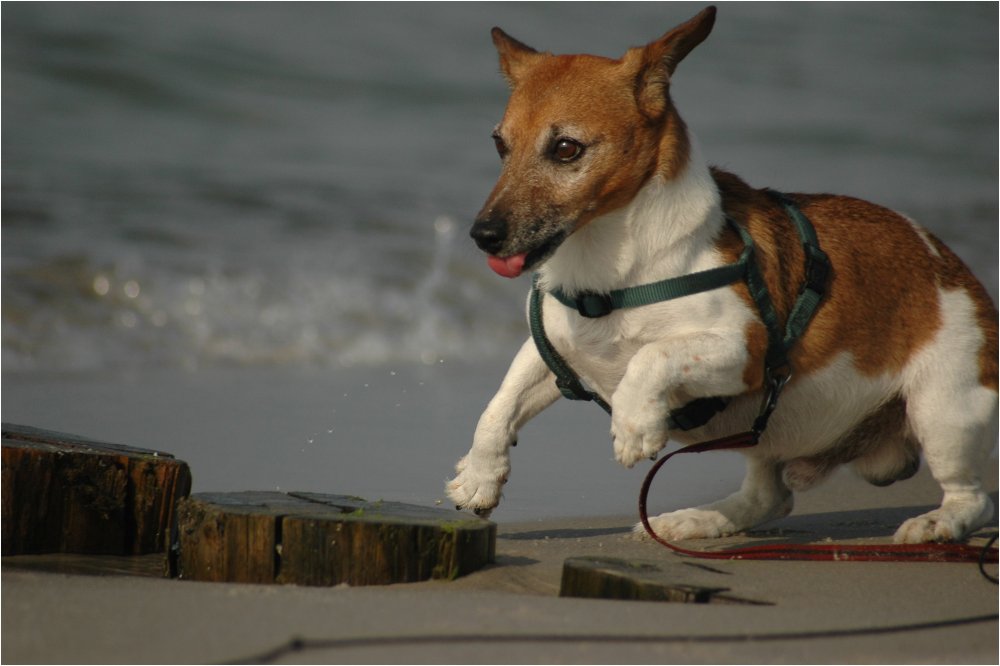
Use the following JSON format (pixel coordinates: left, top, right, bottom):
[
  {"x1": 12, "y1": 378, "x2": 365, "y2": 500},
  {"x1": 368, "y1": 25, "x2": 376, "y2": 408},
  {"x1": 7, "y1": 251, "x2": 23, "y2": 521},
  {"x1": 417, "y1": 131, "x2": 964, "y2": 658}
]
[
  {"x1": 1, "y1": 423, "x2": 192, "y2": 556},
  {"x1": 560, "y1": 556, "x2": 766, "y2": 604},
  {"x1": 174, "y1": 491, "x2": 495, "y2": 586}
]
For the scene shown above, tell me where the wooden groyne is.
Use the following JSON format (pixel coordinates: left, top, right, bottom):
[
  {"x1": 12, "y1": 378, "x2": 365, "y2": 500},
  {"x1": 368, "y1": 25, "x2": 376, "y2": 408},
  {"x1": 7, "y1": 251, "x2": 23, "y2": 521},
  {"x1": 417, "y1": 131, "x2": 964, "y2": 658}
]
[
  {"x1": 2, "y1": 423, "x2": 191, "y2": 556},
  {"x1": 1, "y1": 423, "x2": 495, "y2": 585}
]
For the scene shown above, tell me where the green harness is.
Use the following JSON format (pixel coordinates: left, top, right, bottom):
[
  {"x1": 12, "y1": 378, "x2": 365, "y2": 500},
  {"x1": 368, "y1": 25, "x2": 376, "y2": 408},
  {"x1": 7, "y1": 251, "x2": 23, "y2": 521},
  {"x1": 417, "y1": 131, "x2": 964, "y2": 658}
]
[{"x1": 528, "y1": 192, "x2": 830, "y2": 434}]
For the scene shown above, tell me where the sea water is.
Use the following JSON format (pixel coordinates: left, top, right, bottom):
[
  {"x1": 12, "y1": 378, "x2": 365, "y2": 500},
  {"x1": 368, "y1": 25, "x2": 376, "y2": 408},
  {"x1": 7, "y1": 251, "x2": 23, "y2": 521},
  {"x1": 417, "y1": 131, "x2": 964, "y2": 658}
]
[{"x1": 2, "y1": 3, "x2": 996, "y2": 520}]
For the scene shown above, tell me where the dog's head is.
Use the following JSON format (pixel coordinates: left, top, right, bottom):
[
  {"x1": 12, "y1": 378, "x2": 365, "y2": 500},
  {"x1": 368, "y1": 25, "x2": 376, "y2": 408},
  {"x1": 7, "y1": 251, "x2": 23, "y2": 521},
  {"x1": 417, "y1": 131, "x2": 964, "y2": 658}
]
[{"x1": 470, "y1": 6, "x2": 716, "y2": 278}]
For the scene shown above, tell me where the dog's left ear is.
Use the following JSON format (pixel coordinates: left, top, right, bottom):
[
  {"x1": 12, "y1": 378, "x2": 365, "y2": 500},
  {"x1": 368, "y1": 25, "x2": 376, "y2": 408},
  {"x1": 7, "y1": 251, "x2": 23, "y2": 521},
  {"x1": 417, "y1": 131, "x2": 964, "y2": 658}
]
[
  {"x1": 491, "y1": 27, "x2": 543, "y2": 88},
  {"x1": 625, "y1": 6, "x2": 717, "y2": 118}
]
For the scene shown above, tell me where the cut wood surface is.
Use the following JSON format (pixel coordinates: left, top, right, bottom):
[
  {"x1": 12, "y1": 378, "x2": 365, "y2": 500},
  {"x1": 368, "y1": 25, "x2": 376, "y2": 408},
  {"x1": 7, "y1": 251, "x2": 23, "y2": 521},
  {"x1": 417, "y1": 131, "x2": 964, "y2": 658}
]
[
  {"x1": 560, "y1": 556, "x2": 767, "y2": 605},
  {"x1": 1, "y1": 423, "x2": 192, "y2": 556},
  {"x1": 175, "y1": 491, "x2": 495, "y2": 586}
]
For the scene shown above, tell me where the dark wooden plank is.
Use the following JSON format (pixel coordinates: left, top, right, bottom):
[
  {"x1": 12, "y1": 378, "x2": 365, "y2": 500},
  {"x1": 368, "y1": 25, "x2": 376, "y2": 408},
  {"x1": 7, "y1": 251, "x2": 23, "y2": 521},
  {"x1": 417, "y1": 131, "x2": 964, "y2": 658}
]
[
  {"x1": 1, "y1": 423, "x2": 191, "y2": 557},
  {"x1": 174, "y1": 491, "x2": 495, "y2": 586},
  {"x1": 560, "y1": 556, "x2": 768, "y2": 605},
  {"x1": 280, "y1": 492, "x2": 495, "y2": 585},
  {"x1": 173, "y1": 493, "x2": 283, "y2": 584}
]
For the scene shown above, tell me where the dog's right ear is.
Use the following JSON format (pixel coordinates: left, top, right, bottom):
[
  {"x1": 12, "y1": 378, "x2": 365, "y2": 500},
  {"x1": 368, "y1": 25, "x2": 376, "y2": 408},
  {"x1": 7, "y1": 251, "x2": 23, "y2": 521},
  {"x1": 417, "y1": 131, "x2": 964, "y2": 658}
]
[{"x1": 491, "y1": 27, "x2": 542, "y2": 87}]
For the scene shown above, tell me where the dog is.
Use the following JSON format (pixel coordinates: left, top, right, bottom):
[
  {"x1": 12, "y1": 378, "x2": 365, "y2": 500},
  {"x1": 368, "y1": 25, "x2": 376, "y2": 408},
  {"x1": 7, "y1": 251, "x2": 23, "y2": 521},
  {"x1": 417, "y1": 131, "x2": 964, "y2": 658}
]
[{"x1": 446, "y1": 6, "x2": 998, "y2": 544}]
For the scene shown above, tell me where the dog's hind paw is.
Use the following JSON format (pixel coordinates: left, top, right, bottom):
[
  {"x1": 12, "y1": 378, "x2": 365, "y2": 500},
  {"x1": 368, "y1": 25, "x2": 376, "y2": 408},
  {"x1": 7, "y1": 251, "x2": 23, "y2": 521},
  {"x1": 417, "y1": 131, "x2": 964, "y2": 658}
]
[
  {"x1": 446, "y1": 453, "x2": 509, "y2": 514},
  {"x1": 894, "y1": 512, "x2": 960, "y2": 543},
  {"x1": 636, "y1": 508, "x2": 737, "y2": 541},
  {"x1": 893, "y1": 495, "x2": 994, "y2": 544}
]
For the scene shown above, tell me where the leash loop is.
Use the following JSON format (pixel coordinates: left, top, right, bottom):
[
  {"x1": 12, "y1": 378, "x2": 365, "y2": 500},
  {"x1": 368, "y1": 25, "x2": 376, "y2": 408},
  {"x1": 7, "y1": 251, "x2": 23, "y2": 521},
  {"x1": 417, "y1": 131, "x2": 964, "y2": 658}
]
[
  {"x1": 639, "y1": 436, "x2": 1000, "y2": 565},
  {"x1": 752, "y1": 369, "x2": 792, "y2": 437}
]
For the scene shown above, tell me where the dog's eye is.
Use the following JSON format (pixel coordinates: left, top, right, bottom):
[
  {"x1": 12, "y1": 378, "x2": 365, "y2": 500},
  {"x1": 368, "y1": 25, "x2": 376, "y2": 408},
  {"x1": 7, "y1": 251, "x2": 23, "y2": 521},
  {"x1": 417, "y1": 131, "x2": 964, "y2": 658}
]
[
  {"x1": 492, "y1": 133, "x2": 508, "y2": 159},
  {"x1": 552, "y1": 138, "x2": 584, "y2": 162}
]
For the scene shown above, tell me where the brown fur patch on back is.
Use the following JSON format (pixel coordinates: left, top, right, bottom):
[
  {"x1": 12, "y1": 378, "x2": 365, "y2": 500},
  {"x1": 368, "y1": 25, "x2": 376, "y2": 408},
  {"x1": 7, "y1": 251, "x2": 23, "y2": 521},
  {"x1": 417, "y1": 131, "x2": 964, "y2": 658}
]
[{"x1": 709, "y1": 168, "x2": 997, "y2": 391}]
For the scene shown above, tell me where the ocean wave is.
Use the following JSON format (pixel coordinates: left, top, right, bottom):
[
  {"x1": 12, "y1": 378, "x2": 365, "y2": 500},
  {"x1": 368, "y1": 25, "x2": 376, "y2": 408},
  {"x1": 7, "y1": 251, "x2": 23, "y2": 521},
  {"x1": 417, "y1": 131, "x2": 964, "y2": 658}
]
[{"x1": 2, "y1": 215, "x2": 529, "y2": 374}]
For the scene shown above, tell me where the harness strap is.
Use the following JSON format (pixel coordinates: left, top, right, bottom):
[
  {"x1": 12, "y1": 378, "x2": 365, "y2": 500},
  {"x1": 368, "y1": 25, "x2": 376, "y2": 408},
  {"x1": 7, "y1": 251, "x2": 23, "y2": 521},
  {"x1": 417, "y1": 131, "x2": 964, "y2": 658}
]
[
  {"x1": 773, "y1": 192, "x2": 829, "y2": 362},
  {"x1": 529, "y1": 281, "x2": 612, "y2": 414},
  {"x1": 549, "y1": 237, "x2": 752, "y2": 318},
  {"x1": 532, "y1": 276, "x2": 736, "y2": 431},
  {"x1": 528, "y1": 194, "x2": 830, "y2": 433}
]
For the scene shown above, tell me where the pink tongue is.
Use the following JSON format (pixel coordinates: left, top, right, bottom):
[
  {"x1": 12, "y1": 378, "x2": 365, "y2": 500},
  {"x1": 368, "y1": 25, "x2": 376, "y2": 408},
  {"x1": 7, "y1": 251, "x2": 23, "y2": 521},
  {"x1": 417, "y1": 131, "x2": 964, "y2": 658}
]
[{"x1": 486, "y1": 253, "x2": 527, "y2": 278}]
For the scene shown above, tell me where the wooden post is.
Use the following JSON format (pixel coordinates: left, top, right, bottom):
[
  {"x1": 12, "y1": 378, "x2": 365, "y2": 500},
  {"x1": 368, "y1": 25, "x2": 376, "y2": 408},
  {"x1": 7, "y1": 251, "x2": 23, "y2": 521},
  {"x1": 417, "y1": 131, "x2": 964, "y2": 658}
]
[
  {"x1": 175, "y1": 491, "x2": 495, "y2": 586},
  {"x1": 1, "y1": 423, "x2": 192, "y2": 556},
  {"x1": 560, "y1": 556, "x2": 767, "y2": 605}
]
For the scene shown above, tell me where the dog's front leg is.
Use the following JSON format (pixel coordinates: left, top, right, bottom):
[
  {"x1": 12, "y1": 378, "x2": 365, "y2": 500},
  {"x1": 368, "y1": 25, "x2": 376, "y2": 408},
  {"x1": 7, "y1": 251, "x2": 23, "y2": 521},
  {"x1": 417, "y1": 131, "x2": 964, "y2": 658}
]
[
  {"x1": 446, "y1": 338, "x2": 561, "y2": 515},
  {"x1": 612, "y1": 333, "x2": 795, "y2": 539},
  {"x1": 642, "y1": 456, "x2": 792, "y2": 540},
  {"x1": 611, "y1": 332, "x2": 750, "y2": 467}
]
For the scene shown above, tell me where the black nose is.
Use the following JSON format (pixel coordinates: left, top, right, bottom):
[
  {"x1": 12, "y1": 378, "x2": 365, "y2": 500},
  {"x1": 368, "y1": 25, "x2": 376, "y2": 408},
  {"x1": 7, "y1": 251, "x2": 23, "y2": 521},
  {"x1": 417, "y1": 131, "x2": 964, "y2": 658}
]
[{"x1": 470, "y1": 216, "x2": 508, "y2": 255}]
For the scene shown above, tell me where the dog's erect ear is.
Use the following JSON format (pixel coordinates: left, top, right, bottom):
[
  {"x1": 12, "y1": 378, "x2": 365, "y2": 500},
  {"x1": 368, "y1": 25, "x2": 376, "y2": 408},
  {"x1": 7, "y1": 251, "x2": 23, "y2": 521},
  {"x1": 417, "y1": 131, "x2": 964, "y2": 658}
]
[
  {"x1": 491, "y1": 27, "x2": 542, "y2": 87},
  {"x1": 651, "y1": 6, "x2": 716, "y2": 78},
  {"x1": 626, "y1": 6, "x2": 717, "y2": 118}
]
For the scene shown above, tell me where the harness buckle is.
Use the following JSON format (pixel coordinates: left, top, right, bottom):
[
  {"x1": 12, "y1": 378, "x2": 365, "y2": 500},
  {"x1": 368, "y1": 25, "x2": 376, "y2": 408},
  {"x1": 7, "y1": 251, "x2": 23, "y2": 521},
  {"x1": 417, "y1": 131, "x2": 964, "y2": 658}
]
[
  {"x1": 575, "y1": 292, "x2": 614, "y2": 318},
  {"x1": 668, "y1": 396, "x2": 730, "y2": 431},
  {"x1": 802, "y1": 244, "x2": 830, "y2": 295},
  {"x1": 556, "y1": 377, "x2": 592, "y2": 402}
]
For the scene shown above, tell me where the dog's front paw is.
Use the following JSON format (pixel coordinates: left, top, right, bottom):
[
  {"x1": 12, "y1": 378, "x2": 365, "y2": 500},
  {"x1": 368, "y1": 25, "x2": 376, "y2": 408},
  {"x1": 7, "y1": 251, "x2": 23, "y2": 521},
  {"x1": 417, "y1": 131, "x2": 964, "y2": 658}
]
[
  {"x1": 634, "y1": 508, "x2": 737, "y2": 541},
  {"x1": 610, "y1": 387, "x2": 669, "y2": 468},
  {"x1": 446, "y1": 452, "x2": 510, "y2": 514}
]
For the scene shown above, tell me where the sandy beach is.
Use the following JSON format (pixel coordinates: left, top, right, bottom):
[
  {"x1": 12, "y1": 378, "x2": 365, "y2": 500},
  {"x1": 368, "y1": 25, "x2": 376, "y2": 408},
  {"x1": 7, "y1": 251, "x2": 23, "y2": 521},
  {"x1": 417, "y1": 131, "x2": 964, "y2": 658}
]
[{"x1": 3, "y1": 444, "x2": 996, "y2": 664}]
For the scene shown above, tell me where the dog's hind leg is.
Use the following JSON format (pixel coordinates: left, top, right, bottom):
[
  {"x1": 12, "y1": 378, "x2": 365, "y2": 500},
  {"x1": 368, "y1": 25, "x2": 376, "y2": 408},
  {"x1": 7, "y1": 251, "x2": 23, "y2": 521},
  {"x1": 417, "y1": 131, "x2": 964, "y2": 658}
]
[
  {"x1": 851, "y1": 430, "x2": 920, "y2": 487},
  {"x1": 893, "y1": 290, "x2": 997, "y2": 543},
  {"x1": 894, "y1": 395, "x2": 995, "y2": 543},
  {"x1": 894, "y1": 387, "x2": 996, "y2": 543},
  {"x1": 638, "y1": 456, "x2": 793, "y2": 540},
  {"x1": 842, "y1": 397, "x2": 920, "y2": 487}
]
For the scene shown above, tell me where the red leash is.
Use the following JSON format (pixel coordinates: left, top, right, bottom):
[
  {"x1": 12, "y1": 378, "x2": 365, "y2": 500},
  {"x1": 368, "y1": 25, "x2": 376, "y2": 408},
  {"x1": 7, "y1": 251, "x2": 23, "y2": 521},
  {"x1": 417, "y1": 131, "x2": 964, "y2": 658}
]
[{"x1": 638, "y1": 431, "x2": 999, "y2": 564}]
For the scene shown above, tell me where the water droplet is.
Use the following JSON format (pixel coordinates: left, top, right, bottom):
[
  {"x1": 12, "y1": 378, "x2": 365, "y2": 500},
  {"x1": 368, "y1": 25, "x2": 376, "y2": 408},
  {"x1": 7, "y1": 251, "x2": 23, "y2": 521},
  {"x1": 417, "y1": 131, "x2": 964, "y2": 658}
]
[{"x1": 123, "y1": 280, "x2": 140, "y2": 299}]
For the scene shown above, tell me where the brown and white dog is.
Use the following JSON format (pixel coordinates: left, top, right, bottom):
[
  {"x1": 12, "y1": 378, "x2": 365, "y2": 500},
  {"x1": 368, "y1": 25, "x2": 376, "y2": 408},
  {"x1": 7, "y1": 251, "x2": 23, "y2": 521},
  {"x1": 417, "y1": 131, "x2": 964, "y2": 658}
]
[{"x1": 446, "y1": 6, "x2": 998, "y2": 543}]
